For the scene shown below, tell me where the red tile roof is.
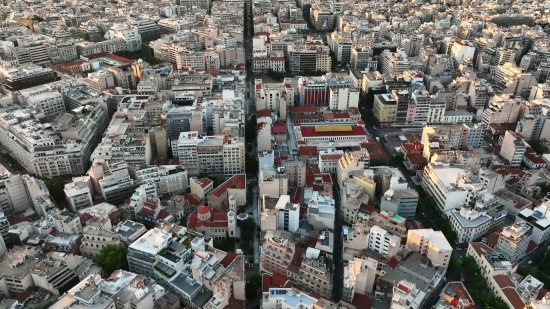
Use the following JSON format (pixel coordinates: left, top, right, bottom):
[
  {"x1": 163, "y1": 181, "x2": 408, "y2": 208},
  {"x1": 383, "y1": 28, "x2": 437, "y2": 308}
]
[
  {"x1": 351, "y1": 293, "x2": 373, "y2": 309},
  {"x1": 469, "y1": 242, "x2": 494, "y2": 257},
  {"x1": 299, "y1": 146, "x2": 318, "y2": 156},
  {"x1": 494, "y1": 274, "x2": 524, "y2": 309},
  {"x1": 257, "y1": 109, "x2": 272, "y2": 118},
  {"x1": 525, "y1": 152, "x2": 548, "y2": 164},
  {"x1": 401, "y1": 141, "x2": 423, "y2": 152},
  {"x1": 526, "y1": 240, "x2": 537, "y2": 254},
  {"x1": 183, "y1": 194, "x2": 201, "y2": 206},
  {"x1": 7, "y1": 216, "x2": 33, "y2": 225},
  {"x1": 387, "y1": 257, "x2": 399, "y2": 269},
  {"x1": 157, "y1": 210, "x2": 171, "y2": 220},
  {"x1": 220, "y1": 251, "x2": 238, "y2": 267},
  {"x1": 360, "y1": 204, "x2": 378, "y2": 214},
  {"x1": 209, "y1": 174, "x2": 246, "y2": 197},
  {"x1": 187, "y1": 207, "x2": 229, "y2": 229},
  {"x1": 290, "y1": 106, "x2": 317, "y2": 113},
  {"x1": 320, "y1": 154, "x2": 344, "y2": 161},
  {"x1": 397, "y1": 284, "x2": 409, "y2": 292},
  {"x1": 272, "y1": 124, "x2": 287, "y2": 134},
  {"x1": 198, "y1": 178, "x2": 213, "y2": 189}
]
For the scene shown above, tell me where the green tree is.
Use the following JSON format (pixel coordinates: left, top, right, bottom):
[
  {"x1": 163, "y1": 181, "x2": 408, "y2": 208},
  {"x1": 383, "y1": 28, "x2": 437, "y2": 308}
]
[
  {"x1": 44, "y1": 177, "x2": 66, "y2": 207},
  {"x1": 96, "y1": 244, "x2": 129, "y2": 275},
  {"x1": 528, "y1": 139, "x2": 548, "y2": 154},
  {"x1": 246, "y1": 272, "x2": 261, "y2": 299}
]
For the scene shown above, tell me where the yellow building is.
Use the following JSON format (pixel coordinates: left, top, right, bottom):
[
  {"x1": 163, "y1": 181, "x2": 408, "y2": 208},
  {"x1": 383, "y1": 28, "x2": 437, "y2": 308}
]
[{"x1": 373, "y1": 93, "x2": 398, "y2": 127}]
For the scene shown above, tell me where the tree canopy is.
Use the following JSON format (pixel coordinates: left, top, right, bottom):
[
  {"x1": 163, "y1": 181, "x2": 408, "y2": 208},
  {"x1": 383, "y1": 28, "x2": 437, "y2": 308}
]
[
  {"x1": 44, "y1": 177, "x2": 65, "y2": 207},
  {"x1": 95, "y1": 244, "x2": 129, "y2": 275},
  {"x1": 246, "y1": 272, "x2": 261, "y2": 299}
]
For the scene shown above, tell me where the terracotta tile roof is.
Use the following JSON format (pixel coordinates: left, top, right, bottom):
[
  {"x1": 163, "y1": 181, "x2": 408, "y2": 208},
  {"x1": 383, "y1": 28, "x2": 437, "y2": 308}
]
[
  {"x1": 7, "y1": 216, "x2": 33, "y2": 225},
  {"x1": 220, "y1": 251, "x2": 238, "y2": 267},
  {"x1": 183, "y1": 194, "x2": 201, "y2": 206},
  {"x1": 525, "y1": 152, "x2": 548, "y2": 164},
  {"x1": 537, "y1": 288, "x2": 548, "y2": 300},
  {"x1": 387, "y1": 257, "x2": 399, "y2": 269},
  {"x1": 198, "y1": 178, "x2": 213, "y2": 188},
  {"x1": 157, "y1": 210, "x2": 171, "y2": 220},
  {"x1": 526, "y1": 240, "x2": 537, "y2": 254},
  {"x1": 360, "y1": 204, "x2": 378, "y2": 214},
  {"x1": 407, "y1": 153, "x2": 428, "y2": 165},
  {"x1": 469, "y1": 242, "x2": 494, "y2": 257},
  {"x1": 494, "y1": 275, "x2": 524, "y2": 309},
  {"x1": 299, "y1": 146, "x2": 318, "y2": 156},
  {"x1": 351, "y1": 293, "x2": 373, "y2": 309},
  {"x1": 209, "y1": 174, "x2": 246, "y2": 197},
  {"x1": 290, "y1": 106, "x2": 317, "y2": 113},
  {"x1": 257, "y1": 109, "x2": 272, "y2": 118},
  {"x1": 187, "y1": 208, "x2": 229, "y2": 229}
]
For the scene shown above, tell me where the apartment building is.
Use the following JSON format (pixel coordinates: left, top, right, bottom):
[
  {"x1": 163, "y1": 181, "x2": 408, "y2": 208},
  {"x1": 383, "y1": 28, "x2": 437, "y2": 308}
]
[
  {"x1": 80, "y1": 226, "x2": 122, "y2": 259},
  {"x1": 496, "y1": 221, "x2": 532, "y2": 263},
  {"x1": 105, "y1": 24, "x2": 142, "y2": 52},
  {"x1": 259, "y1": 167, "x2": 289, "y2": 198},
  {"x1": 493, "y1": 62, "x2": 537, "y2": 97},
  {"x1": 288, "y1": 44, "x2": 331, "y2": 74},
  {"x1": 380, "y1": 189, "x2": 419, "y2": 220},
  {"x1": 98, "y1": 163, "x2": 138, "y2": 206},
  {"x1": 448, "y1": 193, "x2": 507, "y2": 246},
  {"x1": 342, "y1": 257, "x2": 377, "y2": 304},
  {"x1": 367, "y1": 225, "x2": 401, "y2": 259},
  {"x1": 115, "y1": 220, "x2": 147, "y2": 245},
  {"x1": 499, "y1": 130, "x2": 527, "y2": 167},
  {"x1": 0, "y1": 106, "x2": 108, "y2": 178},
  {"x1": 516, "y1": 202, "x2": 550, "y2": 244},
  {"x1": 128, "y1": 228, "x2": 173, "y2": 278},
  {"x1": 329, "y1": 87, "x2": 360, "y2": 110},
  {"x1": 0, "y1": 246, "x2": 40, "y2": 298},
  {"x1": 0, "y1": 173, "x2": 32, "y2": 216},
  {"x1": 482, "y1": 94, "x2": 521, "y2": 128},
  {"x1": 297, "y1": 74, "x2": 355, "y2": 107},
  {"x1": 132, "y1": 19, "x2": 161, "y2": 43},
  {"x1": 287, "y1": 248, "x2": 332, "y2": 298},
  {"x1": 309, "y1": 5, "x2": 334, "y2": 31},
  {"x1": 261, "y1": 230, "x2": 296, "y2": 275},
  {"x1": 50, "y1": 274, "x2": 115, "y2": 309},
  {"x1": 262, "y1": 288, "x2": 318, "y2": 309},
  {"x1": 406, "y1": 229, "x2": 453, "y2": 268},
  {"x1": 373, "y1": 93, "x2": 397, "y2": 126},
  {"x1": 64, "y1": 177, "x2": 93, "y2": 212},
  {"x1": 391, "y1": 280, "x2": 425, "y2": 309},
  {"x1": 76, "y1": 38, "x2": 126, "y2": 56},
  {"x1": 30, "y1": 258, "x2": 80, "y2": 295},
  {"x1": 379, "y1": 49, "x2": 410, "y2": 75},
  {"x1": 175, "y1": 132, "x2": 245, "y2": 178},
  {"x1": 134, "y1": 165, "x2": 189, "y2": 198}
]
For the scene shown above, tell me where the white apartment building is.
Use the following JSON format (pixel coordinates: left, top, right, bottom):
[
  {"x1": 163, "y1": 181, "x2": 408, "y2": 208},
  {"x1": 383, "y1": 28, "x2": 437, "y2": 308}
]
[
  {"x1": 50, "y1": 274, "x2": 115, "y2": 309},
  {"x1": 516, "y1": 202, "x2": 550, "y2": 244},
  {"x1": 98, "y1": 162, "x2": 137, "y2": 206},
  {"x1": 76, "y1": 38, "x2": 126, "y2": 56},
  {"x1": 0, "y1": 173, "x2": 32, "y2": 216},
  {"x1": 493, "y1": 62, "x2": 537, "y2": 97},
  {"x1": 306, "y1": 190, "x2": 335, "y2": 230},
  {"x1": 342, "y1": 257, "x2": 378, "y2": 304},
  {"x1": 175, "y1": 131, "x2": 245, "y2": 178},
  {"x1": 0, "y1": 104, "x2": 108, "y2": 178},
  {"x1": 328, "y1": 87, "x2": 360, "y2": 110},
  {"x1": 105, "y1": 24, "x2": 142, "y2": 52},
  {"x1": 499, "y1": 130, "x2": 527, "y2": 167},
  {"x1": 91, "y1": 117, "x2": 153, "y2": 166},
  {"x1": 25, "y1": 91, "x2": 65, "y2": 119},
  {"x1": 379, "y1": 49, "x2": 410, "y2": 75},
  {"x1": 448, "y1": 193, "x2": 507, "y2": 245},
  {"x1": 0, "y1": 246, "x2": 40, "y2": 298},
  {"x1": 451, "y1": 40, "x2": 475, "y2": 63},
  {"x1": 481, "y1": 94, "x2": 521, "y2": 127},
  {"x1": 367, "y1": 225, "x2": 401, "y2": 259},
  {"x1": 496, "y1": 221, "x2": 532, "y2": 262},
  {"x1": 134, "y1": 165, "x2": 189, "y2": 198},
  {"x1": 127, "y1": 228, "x2": 173, "y2": 278},
  {"x1": 64, "y1": 176, "x2": 93, "y2": 212},
  {"x1": 274, "y1": 195, "x2": 300, "y2": 232},
  {"x1": 406, "y1": 229, "x2": 453, "y2": 268},
  {"x1": 421, "y1": 162, "x2": 484, "y2": 213},
  {"x1": 176, "y1": 50, "x2": 206, "y2": 71}
]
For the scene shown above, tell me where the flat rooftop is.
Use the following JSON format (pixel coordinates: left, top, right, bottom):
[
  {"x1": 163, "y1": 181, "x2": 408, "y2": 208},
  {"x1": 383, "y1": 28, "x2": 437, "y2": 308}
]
[{"x1": 129, "y1": 228, "x2": 172, "y2": 255}]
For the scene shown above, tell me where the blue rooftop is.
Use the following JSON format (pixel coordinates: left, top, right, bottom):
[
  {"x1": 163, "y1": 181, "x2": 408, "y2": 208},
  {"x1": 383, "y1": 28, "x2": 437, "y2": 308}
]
[{"x1": 269, "y1": 289, "x2": 316, "y2": 307}]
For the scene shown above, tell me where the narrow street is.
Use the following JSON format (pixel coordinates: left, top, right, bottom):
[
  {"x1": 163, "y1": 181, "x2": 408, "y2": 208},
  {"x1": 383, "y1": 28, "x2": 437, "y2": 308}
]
[{"x1": 331, "y1": 180, "x2": 343, "y2": 302}]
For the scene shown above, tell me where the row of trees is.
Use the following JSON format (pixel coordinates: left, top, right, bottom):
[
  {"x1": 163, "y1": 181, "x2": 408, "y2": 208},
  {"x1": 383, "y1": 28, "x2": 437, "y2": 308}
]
[
  {"x1": 417, "y1": 191, "x2": 457, "y2": 243},
  {"x1": 461, "y1": 256, "x2": 509, "y2": 308}
]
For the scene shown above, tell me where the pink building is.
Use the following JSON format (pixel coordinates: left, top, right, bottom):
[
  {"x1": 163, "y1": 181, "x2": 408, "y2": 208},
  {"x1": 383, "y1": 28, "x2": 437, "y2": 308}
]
[
  {"x1": 261, "y1": 230, "x2": 296, "y2": 275},
  {"x1": 406, "y1": 103, "x2": 416, "y2": 123}
]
